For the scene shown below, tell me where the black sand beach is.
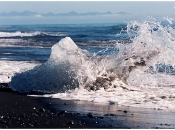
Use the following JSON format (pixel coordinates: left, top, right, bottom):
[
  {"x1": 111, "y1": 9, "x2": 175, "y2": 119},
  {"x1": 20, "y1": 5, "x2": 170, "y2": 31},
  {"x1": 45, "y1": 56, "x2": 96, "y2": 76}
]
[
  {"x1": 1, "y1": 83, "x2": 175, "y2": 129},
  {"x1": 0, "y1": 83, "x2": 105, "y2": 128}
]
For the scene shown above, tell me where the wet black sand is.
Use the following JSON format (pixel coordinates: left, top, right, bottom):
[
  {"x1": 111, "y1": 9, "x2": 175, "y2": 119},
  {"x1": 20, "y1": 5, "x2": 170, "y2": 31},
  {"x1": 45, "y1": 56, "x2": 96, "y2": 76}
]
[
  {"x1": 40, "y1": 97, "x2": 175, "y2": 129},
  {"x1": 0, "y1": 83, "x2": 105, "y2": 128},
  {"x1": 1, "y1": 83, "x2": 175, "y2": 129}
]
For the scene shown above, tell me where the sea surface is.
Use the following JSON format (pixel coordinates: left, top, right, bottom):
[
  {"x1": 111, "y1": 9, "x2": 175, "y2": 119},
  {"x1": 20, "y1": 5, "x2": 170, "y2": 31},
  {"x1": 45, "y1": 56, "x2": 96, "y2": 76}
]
[{"x1": 1, "y1": 17, "x2": 175, "y2": 111}]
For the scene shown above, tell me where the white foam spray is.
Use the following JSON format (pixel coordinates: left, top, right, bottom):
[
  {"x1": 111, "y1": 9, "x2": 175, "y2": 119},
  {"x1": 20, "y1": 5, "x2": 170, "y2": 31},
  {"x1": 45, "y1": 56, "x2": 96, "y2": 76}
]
[
  {"x1": 0, "y1": 61, "x2": 40, "y2": 83},
  {"x1": 10, "y1": 17, "x2": 175, "y2": 111}
]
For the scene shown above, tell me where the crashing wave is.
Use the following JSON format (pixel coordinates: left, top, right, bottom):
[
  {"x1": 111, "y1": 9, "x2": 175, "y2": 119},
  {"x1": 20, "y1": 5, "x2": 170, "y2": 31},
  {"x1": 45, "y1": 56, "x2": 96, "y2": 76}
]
[
  {"x1": 11, "y1": 17, "x2": 175, "y2": 93},
  {"x1": 10, "y1": 17, "x2": 175, "y2": 111}
]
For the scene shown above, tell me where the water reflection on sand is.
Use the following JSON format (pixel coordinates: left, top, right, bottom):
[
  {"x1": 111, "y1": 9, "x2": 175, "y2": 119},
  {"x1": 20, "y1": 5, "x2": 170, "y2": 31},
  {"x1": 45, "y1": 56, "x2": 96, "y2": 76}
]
[{"x1": 40, "y1": 98, "x2": 175, "y2": 128}]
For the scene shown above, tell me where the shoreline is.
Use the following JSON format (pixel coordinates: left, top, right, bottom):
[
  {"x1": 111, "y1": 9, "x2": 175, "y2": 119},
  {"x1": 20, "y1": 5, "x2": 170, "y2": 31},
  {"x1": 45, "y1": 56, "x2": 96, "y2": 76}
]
[
  {"x1": 0, "y1": 84, "x2": 104, "y2": 128},
  {"x1": 0, "y1": 83, "x2": 175, "y2": 128},
  {"x1": 40, "y1": 97, "x2": 175, "y2": 129}
]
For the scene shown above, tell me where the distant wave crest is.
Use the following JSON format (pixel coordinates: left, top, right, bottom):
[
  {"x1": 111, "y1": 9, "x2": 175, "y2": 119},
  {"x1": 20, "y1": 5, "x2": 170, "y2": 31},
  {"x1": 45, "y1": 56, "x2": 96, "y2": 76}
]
[{"x1": 0, "y1": 31, "x2": 66, "y2": 37}]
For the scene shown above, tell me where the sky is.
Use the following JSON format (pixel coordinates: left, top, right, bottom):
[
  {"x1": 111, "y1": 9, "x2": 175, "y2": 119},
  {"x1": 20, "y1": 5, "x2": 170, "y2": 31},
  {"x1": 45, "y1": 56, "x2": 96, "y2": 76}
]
[{"x1": 0, "y1": 1, "x2": 175, "y2": 24}]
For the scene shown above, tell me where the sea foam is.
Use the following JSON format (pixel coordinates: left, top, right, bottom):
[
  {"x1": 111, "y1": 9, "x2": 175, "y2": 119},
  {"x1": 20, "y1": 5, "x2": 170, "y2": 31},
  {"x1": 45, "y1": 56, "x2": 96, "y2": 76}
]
[
  {"x1": 0, "y1": 61, "x2": 39, "y2": 83},
  {"x1": 0, "y1": 31, "x2": 65, "y2": 37},
  {"x1": 10, "y1": 17, "x2": 175, "y2": 111}
]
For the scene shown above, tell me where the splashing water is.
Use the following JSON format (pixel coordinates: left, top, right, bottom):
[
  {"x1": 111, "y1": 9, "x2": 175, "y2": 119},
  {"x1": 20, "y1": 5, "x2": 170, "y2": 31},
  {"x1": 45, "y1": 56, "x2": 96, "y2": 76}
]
[{"x1": 10, "y1": 17, "x2": 175, "y2": 111}]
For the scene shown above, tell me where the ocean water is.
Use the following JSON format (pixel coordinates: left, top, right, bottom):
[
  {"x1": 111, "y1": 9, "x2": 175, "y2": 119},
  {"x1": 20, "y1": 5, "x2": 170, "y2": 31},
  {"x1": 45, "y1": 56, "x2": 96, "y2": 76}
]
[{"x1": 1, "y1": 17, "x2": 175, "y2": 111}]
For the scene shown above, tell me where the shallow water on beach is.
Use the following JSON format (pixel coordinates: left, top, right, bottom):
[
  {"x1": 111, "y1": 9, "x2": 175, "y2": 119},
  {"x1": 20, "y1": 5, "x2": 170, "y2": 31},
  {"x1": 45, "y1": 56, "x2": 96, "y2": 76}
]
[{"x1": 39, "y1": 98, "x2": 175, "y2": 128}]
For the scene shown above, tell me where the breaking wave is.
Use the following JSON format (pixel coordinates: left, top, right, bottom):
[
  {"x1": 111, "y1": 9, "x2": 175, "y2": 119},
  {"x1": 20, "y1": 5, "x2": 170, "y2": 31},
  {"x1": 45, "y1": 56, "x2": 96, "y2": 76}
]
[
  {"x1": 10, "y1": 17, "x2": 175, "y2": 111},
  {"x1": 0, "y1": 31, "x2": 66, "y2": 37}
]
